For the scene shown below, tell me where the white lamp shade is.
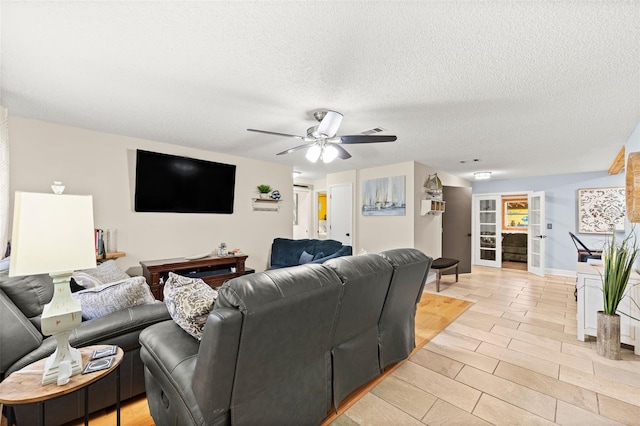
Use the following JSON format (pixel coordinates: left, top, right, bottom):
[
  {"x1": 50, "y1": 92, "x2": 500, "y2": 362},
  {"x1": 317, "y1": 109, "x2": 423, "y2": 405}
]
[
  {"x1": 306, "y1": 145, "x2": 322, "y2": 163},
  {"x1": 10, "y1": 192, "x2": 97, "y2": 276},
  {"x1": 322, "y1": 144, "x2": 339, "y2": 163}
]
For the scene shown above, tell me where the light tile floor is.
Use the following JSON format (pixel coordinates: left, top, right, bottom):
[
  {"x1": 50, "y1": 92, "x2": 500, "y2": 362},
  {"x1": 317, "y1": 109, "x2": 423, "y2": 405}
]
[{"x1": 332, "y1": 266, "x2": 640, "y2": 425}]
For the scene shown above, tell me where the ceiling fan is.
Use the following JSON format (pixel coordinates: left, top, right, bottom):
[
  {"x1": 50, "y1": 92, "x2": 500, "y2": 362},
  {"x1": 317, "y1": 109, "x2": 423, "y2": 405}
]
[{"x1": 247, "y1": 110, "x2": 397, "y2": 163}]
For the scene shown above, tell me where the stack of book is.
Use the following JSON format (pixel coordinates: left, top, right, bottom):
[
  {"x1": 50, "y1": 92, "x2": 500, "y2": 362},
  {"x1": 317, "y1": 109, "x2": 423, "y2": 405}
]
[{"x1": 95, "y1": 229, "x2": 105, "y2": 256}]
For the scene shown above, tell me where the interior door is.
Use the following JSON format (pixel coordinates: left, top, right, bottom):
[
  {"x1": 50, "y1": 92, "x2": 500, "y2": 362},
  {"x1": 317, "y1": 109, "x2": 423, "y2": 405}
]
[
  {"x1": 328, "y1": 183, "x2": 353, "y2": 246},
  {"x1": 442, "y1": 186, "x2": 472, "y2": 273},
  {"x1": 293, "y1": 187, "x2": 311, "y2": 239},
  {"x1": 528, "y1": 191, "x2": 546, "y2": 276},
  {"x1": 473, "y1": 194, "x2": 501, "y2": 267}
]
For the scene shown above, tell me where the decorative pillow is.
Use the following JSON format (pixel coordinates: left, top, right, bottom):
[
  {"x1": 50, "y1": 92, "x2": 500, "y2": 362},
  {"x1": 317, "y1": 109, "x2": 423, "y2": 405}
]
[
  {"x1": 313, "y1": 252, "x2": 325, "y2": 261},
  {"x1": 299, "y1": 250, "x2": 314, "y2": 264},
  {"x1": 163, "y1": 272, "x2": 218, "y2": 340},
  {"x1": 71, "y1": 271, "x2": 103, "y2": 289},
  {"x1": 72, "y1": 276, "x2": 157, "y2": 320},
  {"x1": 80, "y1": 260, "x2": 130, "y2": 284}
]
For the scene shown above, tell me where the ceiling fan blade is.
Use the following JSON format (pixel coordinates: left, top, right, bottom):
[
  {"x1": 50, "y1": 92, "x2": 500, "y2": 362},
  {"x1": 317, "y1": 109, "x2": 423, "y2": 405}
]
[
  {"x1": 247, "y1": 128, "x2": 307, "y2": 141},
  {"x1": 332, "y1": 144, "x2": 352, "y2": 160},
  {"x1": 339, "y1": 135, "x2": 397, "y2": 144},
  {"x1": 276, "y1": 142, "x2": 317, "y2": 156},
  {"x1": 317, "y1": 111, "x2": 343, "y2": 138}
]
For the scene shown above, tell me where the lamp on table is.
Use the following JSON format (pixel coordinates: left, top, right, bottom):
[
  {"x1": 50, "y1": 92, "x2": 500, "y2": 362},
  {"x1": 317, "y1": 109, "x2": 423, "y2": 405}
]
[{"x1": 9, "y1": 183, "x2": 96, "y2": 385}]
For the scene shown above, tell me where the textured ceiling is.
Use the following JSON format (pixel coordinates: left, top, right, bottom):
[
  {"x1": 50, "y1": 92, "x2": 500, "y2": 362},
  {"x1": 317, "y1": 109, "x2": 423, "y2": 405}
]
[{"x1": 1, "y1": 1, "x2": 639, "y2": 181}]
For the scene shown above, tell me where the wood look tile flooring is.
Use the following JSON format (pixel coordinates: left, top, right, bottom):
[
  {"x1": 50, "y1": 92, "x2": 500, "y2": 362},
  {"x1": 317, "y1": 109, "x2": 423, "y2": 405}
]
[
  {"x1": 331, "y1": 266, "x2": 640, "y2": 426},
  {"x1": 10, "y1": 266, "x2": 638, "y2": 425}
]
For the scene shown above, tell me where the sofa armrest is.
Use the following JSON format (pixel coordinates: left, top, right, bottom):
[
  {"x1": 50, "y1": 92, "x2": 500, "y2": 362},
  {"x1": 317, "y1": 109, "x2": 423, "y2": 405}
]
[
  {"x1": 0, "y1": 289, "x2": 43, "y2": 378},
  {"x1": 71, "y1": 302, "x2": 170, "y2": 348},
  {"x1": 5, "y1": 302, "x2": 170, "y2": 376}
]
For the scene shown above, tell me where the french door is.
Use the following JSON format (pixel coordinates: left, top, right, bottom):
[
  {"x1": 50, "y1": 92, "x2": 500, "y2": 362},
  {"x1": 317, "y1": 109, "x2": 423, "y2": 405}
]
[
  {"x1": 473, "y1": 195, "x2": 502, "y2": 267},
  {"x1": 527, "y1": 191, "x2": 546, "y2": 276}
]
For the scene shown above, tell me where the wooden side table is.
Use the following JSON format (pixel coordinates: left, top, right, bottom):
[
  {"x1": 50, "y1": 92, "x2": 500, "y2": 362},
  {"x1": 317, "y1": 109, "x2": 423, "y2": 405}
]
[{"x1": 0, "y1": 345, "x2": 123, "y2": 426}]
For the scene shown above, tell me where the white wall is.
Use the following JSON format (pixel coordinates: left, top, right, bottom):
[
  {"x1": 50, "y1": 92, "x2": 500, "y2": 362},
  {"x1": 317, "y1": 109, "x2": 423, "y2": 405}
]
[
  {"x1": 9, "y1": 117, "x2": 293, "y2": 273},
  {"x1": 321, "y1": 161, "x2": 470, "y2": 258},
  {"x1": 357, "y1": 162, "x2": 415, "y2": 254}
]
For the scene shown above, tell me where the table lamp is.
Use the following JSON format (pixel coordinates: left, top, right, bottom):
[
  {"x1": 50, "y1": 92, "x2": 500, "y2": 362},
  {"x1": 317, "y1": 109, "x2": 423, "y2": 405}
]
[{"x1": 9, "y1": 183, "x2": 96, "y2": 385}]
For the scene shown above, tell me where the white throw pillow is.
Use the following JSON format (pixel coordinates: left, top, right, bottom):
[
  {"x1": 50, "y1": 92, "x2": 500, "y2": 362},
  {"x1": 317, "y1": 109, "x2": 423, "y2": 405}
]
[
  {"x1": 163, "y1": 272, "x2": 218, "y2": 340},
  {"x1": 80, "y1": 260, "x2": 130, "y2": 284},
  {"x1": 73, "y1": 276, "x2": 157, "y2": 320},
  {"x1": 71, "y1": 271, "x2": 103, "y2": 289}
]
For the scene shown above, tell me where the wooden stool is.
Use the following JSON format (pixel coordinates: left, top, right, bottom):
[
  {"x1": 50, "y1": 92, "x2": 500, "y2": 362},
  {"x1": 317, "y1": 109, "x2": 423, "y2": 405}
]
[{"x1": 432, "y1": 258, "x2": 459, "y2": 292}]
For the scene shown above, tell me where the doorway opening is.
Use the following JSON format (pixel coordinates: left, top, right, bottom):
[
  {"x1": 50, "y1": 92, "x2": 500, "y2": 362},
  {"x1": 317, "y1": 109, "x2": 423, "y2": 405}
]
[
  {"x1": 501, "y1": 195, "x2": 528, "y2": 271},
  {"x1": 317, "y1": 192, "x2": 327, "y2": 239}
]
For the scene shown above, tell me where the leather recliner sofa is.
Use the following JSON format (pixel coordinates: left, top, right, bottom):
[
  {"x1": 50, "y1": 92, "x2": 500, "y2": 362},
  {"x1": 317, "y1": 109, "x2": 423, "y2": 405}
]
[
  {"x1": 139, "y1": 248, "x2": 432, "y2": 426},
  {"x1": 0, "y1": 271, "x2": 171, "y2": 425}
]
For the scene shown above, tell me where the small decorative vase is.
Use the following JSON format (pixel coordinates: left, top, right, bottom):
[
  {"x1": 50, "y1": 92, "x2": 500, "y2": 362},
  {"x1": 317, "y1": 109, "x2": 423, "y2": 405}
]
[
  {"x1": 259, "y1": 193, "x2": 269, "y2": 199},
  {"x1": 596, "y1": 311, "x2": 621, "y2": 360}
]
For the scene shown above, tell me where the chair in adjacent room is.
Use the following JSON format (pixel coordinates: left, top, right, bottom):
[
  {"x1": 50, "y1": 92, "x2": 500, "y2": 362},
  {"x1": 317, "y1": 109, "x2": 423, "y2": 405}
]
[{"x1": 569, "y1": 232, "x2": 602, "y2": 262}]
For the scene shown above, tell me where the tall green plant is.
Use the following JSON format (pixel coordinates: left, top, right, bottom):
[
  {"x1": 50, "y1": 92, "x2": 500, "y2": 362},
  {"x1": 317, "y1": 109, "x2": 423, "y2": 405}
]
[{"x1": 602, "y1": 231, "x2": 638, "y2": 315}]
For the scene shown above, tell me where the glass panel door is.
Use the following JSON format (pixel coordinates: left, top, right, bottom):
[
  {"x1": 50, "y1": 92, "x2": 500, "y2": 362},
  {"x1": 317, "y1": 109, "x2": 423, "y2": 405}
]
[
  {"x1": 474, "y1": 195, "x2": 501, "y2": 267},
  {"x1": 528, "y1": 191, "x2": 546, "y2": 276}
]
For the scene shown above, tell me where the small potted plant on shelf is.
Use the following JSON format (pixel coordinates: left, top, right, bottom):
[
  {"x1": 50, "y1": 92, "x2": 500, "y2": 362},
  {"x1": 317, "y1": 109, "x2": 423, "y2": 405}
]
[
  {"x1": 598, "y1": 230, "x2": 639, "y2": 359},
  {"x1": 257, "y1": 184, "x2": 271, "y2": 199}
]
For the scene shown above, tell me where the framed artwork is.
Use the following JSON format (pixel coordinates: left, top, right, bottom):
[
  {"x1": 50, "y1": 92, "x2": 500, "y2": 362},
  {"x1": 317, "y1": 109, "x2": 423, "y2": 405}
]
[
  {"x1": 361, "y1": 175, "x2": 406, "y2": 216},
  {"x1": 578, "y1": 187, "x2": 625, "y2": 234}
]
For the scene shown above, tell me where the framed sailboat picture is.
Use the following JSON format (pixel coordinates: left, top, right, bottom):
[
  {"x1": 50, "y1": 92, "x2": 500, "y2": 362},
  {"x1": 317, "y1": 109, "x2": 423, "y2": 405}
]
[{"x1": 362, "y1": 176, "x2": 406, "y2": 216}]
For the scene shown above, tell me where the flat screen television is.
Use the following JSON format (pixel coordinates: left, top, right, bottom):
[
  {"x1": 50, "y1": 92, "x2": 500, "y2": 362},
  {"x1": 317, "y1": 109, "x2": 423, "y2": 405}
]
[{"x1": 134, "y1": 150, "x2": 236, "y2": 214}]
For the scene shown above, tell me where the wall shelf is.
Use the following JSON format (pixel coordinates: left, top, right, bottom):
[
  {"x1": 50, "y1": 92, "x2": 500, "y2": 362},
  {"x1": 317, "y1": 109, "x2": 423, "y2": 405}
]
[
  {"x1": 421, "y1": 198, "x2": 445, "y2": 215},
  {"x1": 252, "y1": 198, "x2": 281, "y2": 211}
]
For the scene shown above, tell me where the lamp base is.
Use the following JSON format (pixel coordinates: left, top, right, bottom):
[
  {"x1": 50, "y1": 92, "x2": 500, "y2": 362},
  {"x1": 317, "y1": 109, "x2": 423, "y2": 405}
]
[
  {"x1": 40, "y1": 271, "x2": 84, "y2": 385},
  {"x1": 42, "y1": 334, "x2": 83, "y2": 385}
]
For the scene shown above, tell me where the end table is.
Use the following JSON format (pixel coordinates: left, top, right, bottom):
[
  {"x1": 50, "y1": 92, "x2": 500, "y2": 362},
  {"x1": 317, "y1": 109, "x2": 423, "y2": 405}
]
[{"x1": 0, "y1": 345, "x2": 123, "y2": 426}]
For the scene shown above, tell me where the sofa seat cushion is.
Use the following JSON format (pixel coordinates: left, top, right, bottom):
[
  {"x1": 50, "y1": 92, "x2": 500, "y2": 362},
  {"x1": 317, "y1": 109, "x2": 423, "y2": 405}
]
[
  {"x1": 163, "y1": 272, "x2": 218, "y2": 340},
  {"x1": 73, "y1": 276, "x2": 157, "y2": 320}
]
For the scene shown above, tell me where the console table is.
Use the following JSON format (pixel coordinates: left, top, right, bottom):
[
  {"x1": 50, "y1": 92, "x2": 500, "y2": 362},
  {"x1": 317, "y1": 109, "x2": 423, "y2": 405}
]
[
  {"x1": 576, "y1": 262, "x2": 640, "y2": 355},
  {"x1": 141, "y1": 254, "x2": 249, "y2": 300}
]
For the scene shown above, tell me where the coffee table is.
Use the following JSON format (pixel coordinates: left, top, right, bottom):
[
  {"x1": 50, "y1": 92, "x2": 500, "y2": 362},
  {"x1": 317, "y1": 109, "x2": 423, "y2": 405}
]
[{"x1": 0, "y1": 344, "x2": 123, "y2": 426}]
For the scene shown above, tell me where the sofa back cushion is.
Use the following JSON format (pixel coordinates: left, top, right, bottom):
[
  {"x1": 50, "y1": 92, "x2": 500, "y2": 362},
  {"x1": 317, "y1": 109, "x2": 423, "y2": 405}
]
[
  {"x1": 0, "y1": 271, "x2": 53, "y2": 331},
  {"x1": 213, "y1": 263, "x2": 343, "y2": 425},
  {"x1": 270, "y1": 237, "x2": 345, "y2": 268},
  {"x1": 323, "y1": 254, "x2": 394, "y2": 407},
  {"x1": 378, "y1": 248, "x2": 432, "y2": 369}
]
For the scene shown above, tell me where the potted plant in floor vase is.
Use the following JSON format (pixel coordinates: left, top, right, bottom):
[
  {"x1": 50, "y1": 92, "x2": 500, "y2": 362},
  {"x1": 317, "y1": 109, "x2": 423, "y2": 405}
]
[{"x1": 598, "y1": 231, "x2": 638, "y2": 359}]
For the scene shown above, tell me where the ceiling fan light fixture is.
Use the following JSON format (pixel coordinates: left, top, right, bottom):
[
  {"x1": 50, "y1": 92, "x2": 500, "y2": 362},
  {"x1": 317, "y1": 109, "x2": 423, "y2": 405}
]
[
  {"x1": 306, "y1": 145, "x2": 321, "y2": 163},
  {"x1": 474, "y1": 171, "x2": 492, "y2": 180},
  {"x1": 316, "y1": 110, "x2": 343, "y2": 138},
  {"x1": 322, "y1": 144, "x2": 339, "y2": 163}
]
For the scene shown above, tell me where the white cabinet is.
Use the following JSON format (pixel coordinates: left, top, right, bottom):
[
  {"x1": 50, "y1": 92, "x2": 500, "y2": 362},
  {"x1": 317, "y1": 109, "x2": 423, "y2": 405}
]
[{"x1": 576, "y1": 262, "x2": 640, "y2": 355}]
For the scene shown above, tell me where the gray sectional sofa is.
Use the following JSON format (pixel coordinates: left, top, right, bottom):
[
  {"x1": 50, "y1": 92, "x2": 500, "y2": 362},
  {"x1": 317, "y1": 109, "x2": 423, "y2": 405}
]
[
  {"x1": 139, "y1": 248, "x2": 432, "y2": 426},
  {"x1": 0, "y1": 271, "x2": 170, "y2": 425}
]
